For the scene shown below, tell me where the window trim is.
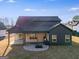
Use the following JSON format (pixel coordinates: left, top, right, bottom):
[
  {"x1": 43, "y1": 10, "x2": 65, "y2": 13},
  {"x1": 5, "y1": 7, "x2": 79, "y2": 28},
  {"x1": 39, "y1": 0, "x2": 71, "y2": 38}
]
[
  {"x1": 30, "y1": 33, "x2": 36, "y2": 39},
  {"x1": 30, "y1": 33, "x2": 35, "y2": 37},
  {"x1": 65, "y1": 35, "x2": 70, "y2": 42},
  {"x1": 18, "y1": 33, "x2": 25, "y2": 39},
  {"x1": 52, "y1": 35, "x2": 57, "y2": 42}
]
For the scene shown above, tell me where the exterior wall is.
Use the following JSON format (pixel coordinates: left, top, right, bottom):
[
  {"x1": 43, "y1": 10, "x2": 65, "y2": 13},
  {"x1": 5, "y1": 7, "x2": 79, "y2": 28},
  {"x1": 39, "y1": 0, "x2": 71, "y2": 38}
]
[
  {"x1": 26, "y1": 33, "x2": 45, "y2": 42},
  {"x1": 35, "y1": 33, "x2": 45, "y2": 41},
  {"x1": 15, "y1": 33, "x2": 26, "y2": 40},
  {"x1": 49, "y1": 25, "x2": 72, "y2": 45},
  {"x1": 76, "y1": 24, "x2": 79, "y2": 32},
  {"x1": 16, "y1": 33, "x2": 48, "y2": 42},
  {"x1": 73, "y1": 26, "x2": 77, "y2": 31}
]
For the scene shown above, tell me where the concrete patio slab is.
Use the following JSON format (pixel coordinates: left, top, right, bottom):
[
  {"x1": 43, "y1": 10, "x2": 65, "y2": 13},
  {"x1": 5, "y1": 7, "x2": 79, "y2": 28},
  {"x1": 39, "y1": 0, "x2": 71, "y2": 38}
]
[
  {"x1": 10, "y1": 39, "x2": 23, "y2": 45},
  {"x1": 23, "y1": 44, "x2": 49, "y2": 51}
]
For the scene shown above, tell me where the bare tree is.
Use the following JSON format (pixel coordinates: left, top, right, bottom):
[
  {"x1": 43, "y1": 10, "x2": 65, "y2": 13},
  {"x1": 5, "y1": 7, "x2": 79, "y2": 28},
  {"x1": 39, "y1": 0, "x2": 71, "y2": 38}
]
[
  {"x1": 10, "y1": 18, "x2": 14, "y2": 27},
  {"x1": 66, "y1": 15, "x2": 79, "y2": 30}
]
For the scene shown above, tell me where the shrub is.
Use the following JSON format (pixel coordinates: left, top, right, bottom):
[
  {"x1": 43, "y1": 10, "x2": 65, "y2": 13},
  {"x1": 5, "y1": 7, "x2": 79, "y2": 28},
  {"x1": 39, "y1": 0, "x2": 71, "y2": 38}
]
[
  {"x1": 43, "y1": 40, "x2": 50, "y2": 45},
  {"x1": 35, "y1": 44, "x2": 43, "y2": 48}
]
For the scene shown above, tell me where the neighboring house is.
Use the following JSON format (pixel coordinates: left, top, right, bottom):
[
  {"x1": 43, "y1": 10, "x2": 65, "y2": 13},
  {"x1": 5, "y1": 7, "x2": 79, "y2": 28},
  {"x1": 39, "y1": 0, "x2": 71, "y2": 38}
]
[
  {"x1": 0, "y1": 21, "x2": 6, "y2": 41},
  {"x1": 8, "y1": 16, "x2": 73, "y2": 45}
]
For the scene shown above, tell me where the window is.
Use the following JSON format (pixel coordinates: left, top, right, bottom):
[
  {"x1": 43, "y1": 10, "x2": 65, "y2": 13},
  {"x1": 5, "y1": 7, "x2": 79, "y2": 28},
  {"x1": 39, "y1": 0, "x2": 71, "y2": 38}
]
[
  {"x1": 52, "y1": 35, "x2": 57, "y2": 42},
  {"x1": 30, "y1": 33, "x2": 37, "y2": 39},
  {"x1": 30, "y1": 34, "x2": 35, "y2": 37},
  {"x1": 18, "y1": 33, "x2": 25, "y2": 39},
  {"x1": 65, "y1": 35, "x2": 70, "y2": 42}
]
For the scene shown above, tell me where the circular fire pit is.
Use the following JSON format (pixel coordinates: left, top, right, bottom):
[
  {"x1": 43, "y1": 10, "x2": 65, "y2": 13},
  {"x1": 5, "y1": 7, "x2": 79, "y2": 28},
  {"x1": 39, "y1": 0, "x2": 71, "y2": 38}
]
[{"x1": 23, "y1": 44, "x2": 49, "y2": 51}]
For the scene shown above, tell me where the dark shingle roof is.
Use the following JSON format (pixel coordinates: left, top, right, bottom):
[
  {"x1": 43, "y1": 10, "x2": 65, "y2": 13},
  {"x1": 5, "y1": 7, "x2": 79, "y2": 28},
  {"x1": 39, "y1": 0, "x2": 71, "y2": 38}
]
[
  {"x1": 8, "y1": 16, "x2": 61, "y2": 33},
  {"x1": 49, "y1": 23, "x2": 73, "y2": 31},
  {"x1": 17, "y1": 16, "x2": 61, "y2": 21},
  {"x1": 9, "y1": 21, "x2": 59, "y2": 33},
  {"x1": 16, "y1": 16, "x2": 61, "y2": 27}
]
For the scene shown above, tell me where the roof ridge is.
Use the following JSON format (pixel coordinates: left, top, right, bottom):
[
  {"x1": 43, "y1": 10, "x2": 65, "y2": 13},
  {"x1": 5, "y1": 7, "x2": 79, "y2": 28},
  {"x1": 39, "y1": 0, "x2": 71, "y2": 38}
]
[
  {"x1": 49, "y1": 23, "x2": 61, "y2": 30},
  {"x1": 49, "y1": 23, "x2": 73, "y2": 31},
  {"x1": 19, "y1": 16, "x2": 58, "y2": 17}
]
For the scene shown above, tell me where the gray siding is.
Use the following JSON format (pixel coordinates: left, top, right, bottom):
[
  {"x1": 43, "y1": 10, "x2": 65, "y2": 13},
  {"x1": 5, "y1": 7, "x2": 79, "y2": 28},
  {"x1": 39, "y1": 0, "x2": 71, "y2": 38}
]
[{"x1": 49, "y1": 24, "x2": 73, "y2": 45}]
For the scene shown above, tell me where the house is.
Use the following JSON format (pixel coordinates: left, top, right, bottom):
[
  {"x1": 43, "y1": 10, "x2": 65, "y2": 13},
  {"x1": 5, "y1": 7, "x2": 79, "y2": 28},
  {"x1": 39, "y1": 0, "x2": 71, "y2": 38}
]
[
  {"x1": 0, "y1": 21, "x2": 6, "y2": 41},
  {"x1": 7, "y1": 16, "x2": 73, "y2": 45}
]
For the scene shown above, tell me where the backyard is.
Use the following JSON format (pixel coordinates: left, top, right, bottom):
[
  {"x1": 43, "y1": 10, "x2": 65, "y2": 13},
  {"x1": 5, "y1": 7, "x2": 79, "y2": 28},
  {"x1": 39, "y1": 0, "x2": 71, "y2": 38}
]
[{"x1": 0, "y1": 35, "x2": 79, "y2": 59}]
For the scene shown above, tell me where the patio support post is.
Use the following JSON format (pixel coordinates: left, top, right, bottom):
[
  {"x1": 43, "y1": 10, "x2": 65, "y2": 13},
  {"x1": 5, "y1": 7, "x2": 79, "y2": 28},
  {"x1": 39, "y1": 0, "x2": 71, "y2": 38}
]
[
  {"x1": 44, "y1": 33, "x2": 47, "y2": 40},
  {"x1": 47, "y1": 33, "x2": 49, "y2": 40},
  {"x1": 23, "y1": 33, "x2": 26, "y2": 45},
  {"x1": 45, "y1": 33, "x2": 47, "y2": 39},
  {"x1": 8, "y1": 32, "x2": 10, "y2": 46},
  {"x1": 2, "y1": 32, "x2": 10, "y2": 56}
]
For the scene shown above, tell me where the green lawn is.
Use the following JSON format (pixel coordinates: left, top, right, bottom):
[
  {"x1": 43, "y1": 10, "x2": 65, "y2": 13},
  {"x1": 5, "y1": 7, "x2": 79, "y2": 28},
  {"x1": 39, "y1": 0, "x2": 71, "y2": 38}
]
[{"x1": 7, "y1": 43, "x2": 79, "y2": 59}]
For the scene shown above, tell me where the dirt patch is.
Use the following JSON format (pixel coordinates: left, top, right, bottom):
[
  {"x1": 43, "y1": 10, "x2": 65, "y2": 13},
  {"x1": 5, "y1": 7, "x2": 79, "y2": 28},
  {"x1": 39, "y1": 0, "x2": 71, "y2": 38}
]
[
  {"x1": 0, "y1": 34, "x2": 15, "y2": 56},
  {"x1": 0, "y1": 38, "x2": 8, "y2": 56},
  {"x1": 72, "y1": 36, "x2": 79, "y2": 45}
]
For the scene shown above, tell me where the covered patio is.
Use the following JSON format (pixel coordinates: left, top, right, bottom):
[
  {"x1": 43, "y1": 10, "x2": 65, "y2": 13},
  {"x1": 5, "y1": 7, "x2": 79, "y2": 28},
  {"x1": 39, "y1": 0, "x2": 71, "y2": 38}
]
[
  {"x1": 7, "y1": 26, "x2": 50, "y2": 45},
  {"x1": 7, "y1": 26, "x2": 50, "y2": 51}
]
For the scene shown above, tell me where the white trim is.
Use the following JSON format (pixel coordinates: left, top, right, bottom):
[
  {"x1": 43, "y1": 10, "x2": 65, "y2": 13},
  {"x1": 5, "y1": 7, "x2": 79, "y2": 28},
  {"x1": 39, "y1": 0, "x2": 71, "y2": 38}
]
[
  {"x1": 52, "y1": 35, "x2": 57, "y2": 42},
  {"x1": 47, "y1": 33, "x2": 49, "y2": 40},
  {"x1": 30, "y1": 33, "x2": 35, "y2": 38},
  {"x1": 65, "y1": 35, "x2": 70, "y2": 39},
  {"x1": 65, "y1": 35, "x2": 70, "y2": 42}
]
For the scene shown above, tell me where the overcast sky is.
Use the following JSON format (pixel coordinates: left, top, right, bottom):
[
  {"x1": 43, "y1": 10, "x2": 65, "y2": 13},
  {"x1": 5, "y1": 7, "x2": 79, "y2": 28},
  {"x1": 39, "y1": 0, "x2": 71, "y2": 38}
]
[{"x1": 0, "y1": 0, "x2": 79, "y2": 23}]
